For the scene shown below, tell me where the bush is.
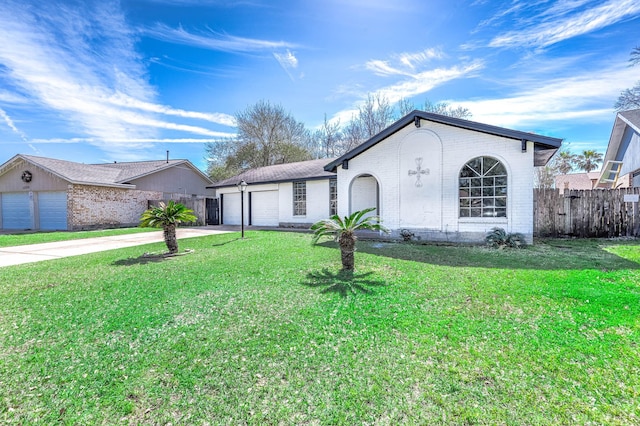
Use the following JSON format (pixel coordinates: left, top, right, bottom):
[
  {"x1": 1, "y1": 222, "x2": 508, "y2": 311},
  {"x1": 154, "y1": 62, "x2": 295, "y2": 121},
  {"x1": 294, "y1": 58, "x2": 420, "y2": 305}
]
[{"x1": 485, "y1": 227, "x2": 526, "y2": 249}]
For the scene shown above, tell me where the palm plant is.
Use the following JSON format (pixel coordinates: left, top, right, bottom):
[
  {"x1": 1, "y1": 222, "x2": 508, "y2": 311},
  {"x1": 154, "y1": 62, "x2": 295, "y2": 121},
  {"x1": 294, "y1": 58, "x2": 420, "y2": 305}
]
[
  {"x1": 575, "y1": 150, "x2": 603, "y2": 173},
  {"x1": 311, "y1": 207, "x2": 389, "y2": 271},
  {"x1": 555, "y1": 150, "x2": 576, "y2": 174},
  {"x1": 139, "y1": 200, "x2": 197, "y2": 254}
]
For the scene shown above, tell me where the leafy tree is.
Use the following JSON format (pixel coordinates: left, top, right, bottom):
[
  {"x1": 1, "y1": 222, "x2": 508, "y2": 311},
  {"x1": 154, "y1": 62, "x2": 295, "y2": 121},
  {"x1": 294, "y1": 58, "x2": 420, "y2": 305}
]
[
  {"x1": 139, "y1": 200, "x2": 197, "y2": 254},
  {"x1": 575, "y1": 150, "x2": 603, "y2": 173},
  {"x1": 205, "y1": 100, "x2": 313, "y2": 180},
  {"x1": 615, "y1": 46, "x2": 640, "y2": 111},
  {"x1": 310, "y1": 207, "x2": 389, "y2": 271}
]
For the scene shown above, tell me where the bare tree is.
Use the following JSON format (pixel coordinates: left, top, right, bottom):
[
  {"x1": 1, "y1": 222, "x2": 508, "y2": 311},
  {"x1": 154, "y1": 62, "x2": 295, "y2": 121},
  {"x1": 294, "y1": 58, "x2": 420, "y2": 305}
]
[
  {"x1": 357, "y1": 93, "x2": 395, "y2": 139},
  {"x1": 423, "y1": 99, "x2": 472, "y2": 119},
  {"x1": 534, "y1": 165, "x2": 557, "y2": 189},
  {"x1": 615, "y1": 46, "x2": 640, "y2": 111},
  {"x1": 205, "y1": 100, "x2": 313, "y2": 180},
  {"x1": 314, "y1": 114, "x2": 343, "y2": 158},
  {"x1": 397, "y1": 98, "x2": 415, "y2": 118},
  {"x1": 341, "y1": 114, "x2": 366, "y2": 153}
]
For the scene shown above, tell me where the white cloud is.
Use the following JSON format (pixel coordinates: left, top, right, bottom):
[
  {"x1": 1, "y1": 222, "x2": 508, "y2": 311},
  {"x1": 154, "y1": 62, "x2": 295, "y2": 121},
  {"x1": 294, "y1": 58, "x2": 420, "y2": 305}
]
[
  {"x1": 456, "y1": 65, "x2": 638, "y2": 129},
  {"x1": 365, "y1": 48, "x2": 444, "y2": 77},
  {"x1": 107, "y1": 93, "x2": 236, "y2": 126},
  {"x1": 143, "y1": 23, "x2": 300, "y2": 52},
  {"x1": 0, "y1": 107, "x2": 28, "y2": 141},
  {"x1": 30, "y1": 136, "x2": 236, "y2": 144},
  {"x1": 332, "y1": 61, "x2": 483, "y2": 124},
  {"x1": 488, "y1": 0, "x2": 640, "y2": 48},
  {"x1": 0, "y1": 0, "x2": 234, "y2": 158},
  {"x1": 273, "y1": 49, "x2": 299, "y2": 81}
]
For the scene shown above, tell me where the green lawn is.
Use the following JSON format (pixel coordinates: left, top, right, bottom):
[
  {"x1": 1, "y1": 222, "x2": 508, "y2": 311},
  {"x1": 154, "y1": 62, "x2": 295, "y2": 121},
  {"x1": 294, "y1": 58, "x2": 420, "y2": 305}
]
[
  {"x1": 0, "y1": 227, "x2": 157, "y2": 248},
  {"x1": 0, "y1": 232, "x2": 639, "y2": 424}
]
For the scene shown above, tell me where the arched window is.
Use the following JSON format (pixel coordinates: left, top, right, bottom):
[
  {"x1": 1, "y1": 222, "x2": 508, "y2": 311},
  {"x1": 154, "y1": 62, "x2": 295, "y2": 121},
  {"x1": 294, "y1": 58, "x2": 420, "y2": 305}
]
[{"x1": 459, "y1": 157, "x2": 507, "y2": 218}]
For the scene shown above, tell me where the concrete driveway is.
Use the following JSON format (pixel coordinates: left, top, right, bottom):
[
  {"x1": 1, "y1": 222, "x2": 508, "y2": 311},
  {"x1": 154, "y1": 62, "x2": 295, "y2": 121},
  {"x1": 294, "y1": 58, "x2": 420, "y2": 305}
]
[{"x1": 0, "y1": 227, "x2": 230, "y2": 268}]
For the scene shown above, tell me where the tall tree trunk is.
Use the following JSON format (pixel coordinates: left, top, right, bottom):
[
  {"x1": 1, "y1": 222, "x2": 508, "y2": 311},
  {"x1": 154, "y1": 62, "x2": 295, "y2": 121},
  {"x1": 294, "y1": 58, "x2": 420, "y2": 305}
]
[
  {"x1": 338, "y1": 231, "x2": 356, "y2": 271},
  {"x1": 164, "y1": 223, "x2": 178, "y2": 254}
]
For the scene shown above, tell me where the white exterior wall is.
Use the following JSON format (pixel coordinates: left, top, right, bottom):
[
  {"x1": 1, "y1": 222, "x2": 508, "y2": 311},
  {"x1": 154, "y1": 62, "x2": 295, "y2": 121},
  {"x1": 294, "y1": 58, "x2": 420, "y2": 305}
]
[
  {"x1": 216, "y1": 179, "x2": 333, "y2": 228},
  {"x1": 278, "y1": 179, "x2": 331, "y2": 226},
  {"x1": 337, "y1": 122, "x2": 536, "y2": 243}
]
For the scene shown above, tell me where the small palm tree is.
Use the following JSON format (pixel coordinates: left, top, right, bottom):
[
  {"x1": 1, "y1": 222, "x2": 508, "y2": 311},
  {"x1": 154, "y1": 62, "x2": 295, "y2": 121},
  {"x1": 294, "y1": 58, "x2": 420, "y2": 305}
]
[
  {"x1": 311, "y1": 207, "x2": 389, "y2": 271},
  {"x1": 139, "y1": 200, "x2": 197, "y2": 254}
]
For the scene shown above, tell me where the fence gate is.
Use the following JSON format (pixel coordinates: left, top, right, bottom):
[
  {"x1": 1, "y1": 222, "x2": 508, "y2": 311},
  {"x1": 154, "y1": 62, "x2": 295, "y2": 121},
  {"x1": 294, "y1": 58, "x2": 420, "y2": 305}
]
[{"x1": 206, "y1": 198, "x2": 219, "y2": 225}]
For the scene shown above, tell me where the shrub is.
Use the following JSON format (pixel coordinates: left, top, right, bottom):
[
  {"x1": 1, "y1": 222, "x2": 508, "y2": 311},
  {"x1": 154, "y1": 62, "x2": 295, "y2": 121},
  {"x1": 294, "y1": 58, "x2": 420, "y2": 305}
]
[{"x1": 485, "y1": 227, "x2": 526, "y2": 249}]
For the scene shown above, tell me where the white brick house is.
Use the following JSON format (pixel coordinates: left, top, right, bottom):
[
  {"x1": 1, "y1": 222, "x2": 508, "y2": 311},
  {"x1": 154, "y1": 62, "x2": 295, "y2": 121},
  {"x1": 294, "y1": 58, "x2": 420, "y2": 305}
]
[
  {"x1": 0, "y1": 154, "x2": 214, "y2": 231},
  {"x1": 210, "y1": 110, "x2": 562, "y2": 243}
]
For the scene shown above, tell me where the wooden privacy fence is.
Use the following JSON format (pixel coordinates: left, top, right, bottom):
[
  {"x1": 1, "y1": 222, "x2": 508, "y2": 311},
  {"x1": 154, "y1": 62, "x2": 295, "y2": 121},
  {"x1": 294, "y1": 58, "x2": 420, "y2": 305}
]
[{"x1": 534, "y1": 188, "x2": 640, "y2": 238}]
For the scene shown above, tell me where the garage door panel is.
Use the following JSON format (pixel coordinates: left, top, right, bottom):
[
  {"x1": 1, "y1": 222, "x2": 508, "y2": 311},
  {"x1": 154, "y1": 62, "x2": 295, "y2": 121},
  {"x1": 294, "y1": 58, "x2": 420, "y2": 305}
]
[
  {"x1": 222, "y1": 193, "x2": 241, "y2": 225},
  {"x1": 38, "y1": 191, "x2": 67, "y2": 230},
  {"x1": 2, "y1": 193, "x2": 33, "y2": 230},
  {"x1": 251, "y1": 191, "x2": 279, "y2": 226}
]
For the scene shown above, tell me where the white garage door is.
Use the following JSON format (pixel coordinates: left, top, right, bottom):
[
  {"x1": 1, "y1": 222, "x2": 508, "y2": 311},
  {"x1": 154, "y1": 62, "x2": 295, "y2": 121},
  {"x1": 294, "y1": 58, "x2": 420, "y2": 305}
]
[
  {"x1": 222, "y1": 192, "x2": 241, "y2": 225},
  {"x1": 1, "y1": 192, "x2": 33, "y2": 230},
  {"x1": 38, "y1": 191, "x2": 68, "y2": 230},
  {"x1": 251, "y1": 191, "x2": 279, "y2": 226}
]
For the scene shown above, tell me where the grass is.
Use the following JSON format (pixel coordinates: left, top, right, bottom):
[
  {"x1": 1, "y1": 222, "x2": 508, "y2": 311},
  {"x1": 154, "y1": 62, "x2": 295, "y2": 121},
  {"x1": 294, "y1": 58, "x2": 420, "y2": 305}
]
[
  {"x1": 0, "y1": 231, "x2": 639, "y2": 424},
  {"x1": 0, "y1": 227, "x2": 156, "y2": 248}
]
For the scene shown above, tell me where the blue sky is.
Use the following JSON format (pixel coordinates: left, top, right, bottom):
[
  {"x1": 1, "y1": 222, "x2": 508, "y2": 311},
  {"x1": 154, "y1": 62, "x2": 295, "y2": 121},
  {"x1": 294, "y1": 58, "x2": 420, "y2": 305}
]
[{"x1": 0, "y1": 0, "x2": 638, "y2": 172}]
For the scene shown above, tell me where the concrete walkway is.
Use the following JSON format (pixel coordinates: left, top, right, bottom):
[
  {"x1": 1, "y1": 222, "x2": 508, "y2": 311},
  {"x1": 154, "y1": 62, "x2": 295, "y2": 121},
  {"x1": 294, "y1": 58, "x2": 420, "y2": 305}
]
[{"x1": 0, "y1": 228, "x2": 230, "y2": 268}]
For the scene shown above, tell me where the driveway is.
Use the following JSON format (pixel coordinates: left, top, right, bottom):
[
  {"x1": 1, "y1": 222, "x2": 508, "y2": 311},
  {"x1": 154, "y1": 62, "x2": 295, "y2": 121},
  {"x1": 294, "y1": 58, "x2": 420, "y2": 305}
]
[{"x1": 0, "y1": 228, "x2": 230, "y2": 268}]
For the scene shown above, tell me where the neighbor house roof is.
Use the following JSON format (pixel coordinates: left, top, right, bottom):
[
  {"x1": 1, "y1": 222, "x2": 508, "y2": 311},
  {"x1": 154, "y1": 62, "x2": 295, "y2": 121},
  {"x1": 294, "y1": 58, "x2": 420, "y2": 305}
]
[
  {"x1": 0, "y1": 154, "x2": 212, "y2": 188},
  {"x1": 603, "y1": 109, "x2": 640, "y2": 164},
  {"x1": 208, "y1": 158, "x2": 337, "y2": 189},
  {"x1": 554, "y1": 172, "x2": 600, "y2": 190},
  {"x1": 324, "y1": 110, "x2": 563, "y2": 172}
]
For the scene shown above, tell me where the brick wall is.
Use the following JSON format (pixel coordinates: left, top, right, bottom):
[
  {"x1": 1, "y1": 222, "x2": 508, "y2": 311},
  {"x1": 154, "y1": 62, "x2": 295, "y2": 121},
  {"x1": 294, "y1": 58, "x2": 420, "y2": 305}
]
[
  {"x1": 337, "y1": 121, "x2": 536, "y2": 243},
  {"x1": 68, "y1": 185, "x2": 162, "y2": 230}
]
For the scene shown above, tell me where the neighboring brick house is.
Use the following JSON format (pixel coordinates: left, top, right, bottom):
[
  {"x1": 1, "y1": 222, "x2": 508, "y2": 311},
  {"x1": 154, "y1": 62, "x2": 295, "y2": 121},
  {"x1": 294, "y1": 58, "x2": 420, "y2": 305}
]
[
  {"x1": 0, "y1": 154, "x2": 214, "y2": 231},
  {"x1": 210, "y1": 110, "x2": 563, "y2": 243}
]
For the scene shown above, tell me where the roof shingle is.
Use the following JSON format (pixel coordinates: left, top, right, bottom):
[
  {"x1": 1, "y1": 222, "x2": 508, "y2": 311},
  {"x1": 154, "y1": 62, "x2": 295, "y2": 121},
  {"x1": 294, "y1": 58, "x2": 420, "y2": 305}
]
[{"x1": 208, "y1": 158, "x2": 337, "y2": 188}]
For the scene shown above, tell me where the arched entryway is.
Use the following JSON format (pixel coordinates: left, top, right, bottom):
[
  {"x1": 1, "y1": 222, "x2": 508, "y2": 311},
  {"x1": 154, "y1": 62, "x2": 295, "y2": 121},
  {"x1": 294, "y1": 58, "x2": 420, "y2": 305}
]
[{"x1": 349, "y1": 174, "x2": 380, "y2": 216}]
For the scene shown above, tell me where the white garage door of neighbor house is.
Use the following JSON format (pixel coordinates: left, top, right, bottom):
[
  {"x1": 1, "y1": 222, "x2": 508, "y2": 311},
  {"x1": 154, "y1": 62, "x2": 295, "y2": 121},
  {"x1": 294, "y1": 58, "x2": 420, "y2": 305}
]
[
  {"x1": 251, "y1": 191, "x2": 279, "y2": 226},
  {"x1": 38, "y1": 191, "x2": 68, "y2": 230},
  {"x1": 222, "y1": 192, "x2": 241, "y2": 225},
  {"x1": 1, "y1": 192, "x2": 33, "y2": 230}
]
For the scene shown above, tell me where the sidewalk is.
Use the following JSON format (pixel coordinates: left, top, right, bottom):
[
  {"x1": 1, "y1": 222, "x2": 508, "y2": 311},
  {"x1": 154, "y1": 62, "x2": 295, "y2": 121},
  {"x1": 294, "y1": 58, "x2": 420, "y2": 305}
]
[{"x1": 0, "y1": 228, "x2": 230, "y2": 268}]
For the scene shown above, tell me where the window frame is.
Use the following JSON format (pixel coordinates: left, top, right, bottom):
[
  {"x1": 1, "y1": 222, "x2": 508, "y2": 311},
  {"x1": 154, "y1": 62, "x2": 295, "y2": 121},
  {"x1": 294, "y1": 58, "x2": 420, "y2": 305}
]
[
  {"x1": 329, "y1": 178, "x2": 337, "y2": 216},
  {"x1": 459, "y1": 156, "x2": 507, "y2": 219},
  {"x1": 293, "y1": 181, "x2": 306, "y2": 216}
]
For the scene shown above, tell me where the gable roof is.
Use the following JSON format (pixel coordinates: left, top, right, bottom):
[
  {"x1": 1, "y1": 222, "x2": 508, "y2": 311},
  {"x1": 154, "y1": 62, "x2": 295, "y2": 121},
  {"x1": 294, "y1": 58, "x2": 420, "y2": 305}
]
[
  {"x1": 208, "y1": 158, "x2": 337, "y2": 188},
  {"x1": 324, "y1": 110, "x2": 563, "y2": 172},
  {"x1": 0, "y1": 154, "x2": 212, "y2": 188},
  {"x1": 603, "y1": 109, "x2": 640, "y2": 164}
]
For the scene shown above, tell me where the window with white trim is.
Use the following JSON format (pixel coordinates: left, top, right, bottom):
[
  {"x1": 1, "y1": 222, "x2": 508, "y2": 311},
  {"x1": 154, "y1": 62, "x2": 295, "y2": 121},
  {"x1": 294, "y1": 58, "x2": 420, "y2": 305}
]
[
  {"x1": 329, "y1": 178, "x2": 337, "y2": 216},
  {"x1": 459, "y1": 157, "x2": 507, "y2": 218},
  {"x1": 293, "y1": 181, "x2": 306, "y2": 216}
]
